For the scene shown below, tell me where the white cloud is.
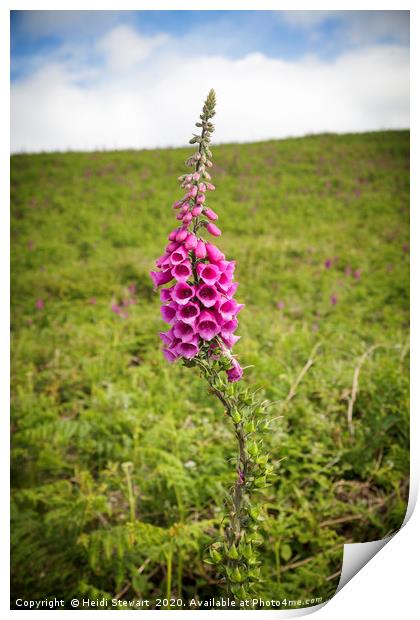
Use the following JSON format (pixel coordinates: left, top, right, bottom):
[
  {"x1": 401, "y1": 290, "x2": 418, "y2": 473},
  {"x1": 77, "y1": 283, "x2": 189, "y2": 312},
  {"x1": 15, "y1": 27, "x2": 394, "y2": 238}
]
[
  {"x1": 96, "y1": 26, "x2": 170, "y2": 73},
  {"x1": 10, "y1": 26, "x2": 409, "y2": 153}
]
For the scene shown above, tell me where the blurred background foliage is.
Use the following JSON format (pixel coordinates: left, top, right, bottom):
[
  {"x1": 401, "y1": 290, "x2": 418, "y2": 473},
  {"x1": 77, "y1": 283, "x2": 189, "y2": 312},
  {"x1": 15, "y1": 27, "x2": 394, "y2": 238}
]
[{"x1": 11, "y1": 130, "x2": 409, "y2": 608}]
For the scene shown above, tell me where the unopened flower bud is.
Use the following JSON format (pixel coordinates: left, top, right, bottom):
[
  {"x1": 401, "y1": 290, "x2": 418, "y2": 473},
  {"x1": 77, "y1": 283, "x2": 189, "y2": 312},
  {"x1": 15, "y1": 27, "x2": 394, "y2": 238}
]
[
  {"x1": 206, "y1": 222, "x2": 221, "y2": 237},
  {"x1": 184, "y1": 233, "x2": 198, "y2": 250},
  {"x1": 195, "y1": 240, "x2": 207, "y2": 259},
  {"x1": 204, "y1": 208, "x2": 218, "y2": 221},
  {"x1": 176, "y1": 228, "x2": 188, "y2": 242}
]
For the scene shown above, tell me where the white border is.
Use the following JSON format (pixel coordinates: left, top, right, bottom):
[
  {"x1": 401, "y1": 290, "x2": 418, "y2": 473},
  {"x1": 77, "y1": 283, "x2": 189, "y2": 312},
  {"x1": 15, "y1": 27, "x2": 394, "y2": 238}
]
[{"x1": 3, "y1": 1, "x2": 416, "y2": 617}]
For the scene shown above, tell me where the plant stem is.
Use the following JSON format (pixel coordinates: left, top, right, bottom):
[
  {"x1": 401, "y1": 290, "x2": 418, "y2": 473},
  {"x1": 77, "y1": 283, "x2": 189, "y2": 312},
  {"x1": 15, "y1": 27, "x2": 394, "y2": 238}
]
[
  {"x1": 177, "y1": 550, "x2": 183, "y2": 598},
  {"x1": 122, "y1": 463, "x2": 136, "y2": 523},
  {"x1": 166, "y1": 550, "x2": 173, "y2": 607},
  {"x1": 203, "y1": 373, "x2": 248, "y2": 550},
  {"x1": 274, "y1": 542, "x2": 281, "y2": 585}
]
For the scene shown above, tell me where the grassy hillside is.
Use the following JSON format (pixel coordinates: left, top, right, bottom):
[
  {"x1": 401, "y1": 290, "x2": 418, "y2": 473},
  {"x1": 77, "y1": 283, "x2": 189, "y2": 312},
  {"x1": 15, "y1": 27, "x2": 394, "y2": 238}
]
[{"x1": 11, "y1": 131, "x2": 409, "y2": 609}]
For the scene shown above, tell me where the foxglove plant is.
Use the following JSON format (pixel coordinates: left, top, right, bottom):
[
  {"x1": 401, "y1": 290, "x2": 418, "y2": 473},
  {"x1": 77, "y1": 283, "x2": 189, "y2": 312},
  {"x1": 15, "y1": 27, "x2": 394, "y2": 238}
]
[{"x1": 150, "y1": 90, "x2": 272, "y2": 600}]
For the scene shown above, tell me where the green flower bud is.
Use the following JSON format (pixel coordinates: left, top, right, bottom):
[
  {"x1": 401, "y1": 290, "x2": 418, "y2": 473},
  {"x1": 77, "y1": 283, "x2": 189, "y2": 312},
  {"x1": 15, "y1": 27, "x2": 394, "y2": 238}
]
[
  {"x1": 209, "y1": 547, "x2": 222, "y2": 563},
  {"x1": 227, "y1": 544, "x2": 239, "y2": 560},
  {"x1": 244, "y1": 420, "x2": 255, "y2": 433},
  {"x1": 231, "y1": 410, "x2": 242, "y2": 424},
  {"x1": 248, "y1": 442, "x2": 259, "y2": 457},
  {"x1": 256, "y1": 454, "x2": 268, "y2": 466}
]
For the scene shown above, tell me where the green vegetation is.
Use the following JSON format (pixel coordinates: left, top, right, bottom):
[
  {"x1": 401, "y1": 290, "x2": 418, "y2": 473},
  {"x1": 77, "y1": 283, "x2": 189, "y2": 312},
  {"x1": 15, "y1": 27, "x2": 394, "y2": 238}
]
[{"x1": 11, "y1": 130, "x2": 409, "y2": 609}]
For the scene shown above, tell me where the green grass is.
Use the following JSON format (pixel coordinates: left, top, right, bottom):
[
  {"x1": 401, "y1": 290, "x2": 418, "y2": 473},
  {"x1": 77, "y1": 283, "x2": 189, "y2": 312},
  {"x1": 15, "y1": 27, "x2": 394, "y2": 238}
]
[{"x1": 11, "y1": 130, "x2": 409, "y2": 609}]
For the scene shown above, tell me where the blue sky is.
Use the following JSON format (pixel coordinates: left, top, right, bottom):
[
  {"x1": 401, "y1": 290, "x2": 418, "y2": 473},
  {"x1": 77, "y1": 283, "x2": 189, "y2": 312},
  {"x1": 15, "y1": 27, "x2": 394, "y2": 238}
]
[{"x1": 10, "y1": 10, "x2": 410, "y2": 152}]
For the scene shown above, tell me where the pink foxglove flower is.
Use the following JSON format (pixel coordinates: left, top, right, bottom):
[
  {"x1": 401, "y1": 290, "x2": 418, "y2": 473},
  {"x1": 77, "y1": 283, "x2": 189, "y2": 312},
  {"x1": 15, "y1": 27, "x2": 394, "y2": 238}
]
[
  {"x1": 150, "y1": 89, "x2": 243, "y2": 381},
  {"x1": 150, "y1": 92, "x2": 274, "y2": 601}
]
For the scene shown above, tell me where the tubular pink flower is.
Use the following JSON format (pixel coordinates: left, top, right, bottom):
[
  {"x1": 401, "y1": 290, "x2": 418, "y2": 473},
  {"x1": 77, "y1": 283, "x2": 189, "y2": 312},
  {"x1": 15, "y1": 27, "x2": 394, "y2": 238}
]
[
  {"x1": 196, "y1": 284, "x2": 219, "y2": 308},
  {"x1": 172, "y1": 282, "x2": 195, "y2": 305},
  {"x1": 166, "y1": 241, "x2": 179, "y2": 252},
  {"x1": 224, "y1": 261, "x2": 236, "y2": 276},
  {"x1": 196, "y1": 194, "x2": 205, "y2": 204},
  {"x1": 206, "y1": 243, "x2": 225, "y2": 262},
  {"x1": 206, "y1": 222, "x2": 222, "y2": 237},
  {"x1": 195, "y1": 240, "x2": 207, "y2": 259},
  {"x1": 177, "y1": 301, "x2": 200, "y2": 324},
  {"x1": 160, "y1": 303, "x2": 178, "y2": 325},
  {"x1": 227, "y1": 359, "x2": 243, "y2": 383},
  {"x1": 192, "y1": 172, "x2": 200, "y2": 181},
  {"x1": 189, "y1": 185, "x2": 198, "y2": 197},
  {"x1": 160, "y1": 287, "x2": 173, "y2": 302},
  {"x1": 173, "y1": 320, "x2": 196, "y2": 342},
  {"x1": 172, "y1": 261, "x2": 192, "y2": 282},
  {"x1": 150, "y1": 269, "x2": 173, "y2": 288},
  {"x1": 183, "y1": 212, "x2": 193, "y2": 224},
  {"x1": 221, "y1": 333, "x2": 241, "y2": 348},
  {"x1": 204, "y1": 208, "x2": 218, "y2": 221},
  {"x1": 168, "y1": 336, "x2": 182, "y2": 351},
  {"x1": 217, "y1": 271, "x2": 233, "y2": 292},
  {"x1": 168, "y1": 229, "x2": 179, "y2": 241},
  {"x1": 197, "y1": 310, "x2": 220, "y2": 341},
  {"x1": 160, "y1": 256, "x2": 173, "y2": 271},
  {"x1": 198, "y1": 183, "x2": 206, "y2": 192},
  {"x1": 177, "y1": 337, "x2": 199, "y2": 359},
  {"x1": 221, "y1": 318, "x2": 238, "y2": 335},
  {"x1": 163, "y1": 348, "x2": 178, "y2": 363},
  {"x1": 225, "y1": 282, "x2": 239, "y2": 298},
  {"x1": 170, "y1": 246, "x2": 188, "y2": 265},
  {"x1": 217, "y1": 260, "x2": 230, "y2": 272},
  {"x1": 156, "y1": 253, "x2": 170, "y2": 268},
  {"x1": 192, "y1": 206, "x2": 202, "y2": 217},
  {"x1": 159, "y1": 329, "x2": 174, "y2": 346},
  {"x1": 219, "y1": 299, "x2": 238, "y2": 321},
  {"x1": 197, "y1": 262, "x2": 221, "y2": 286}
]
